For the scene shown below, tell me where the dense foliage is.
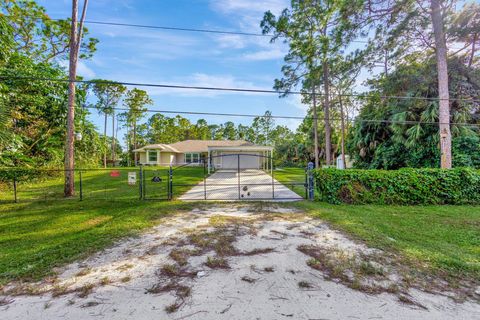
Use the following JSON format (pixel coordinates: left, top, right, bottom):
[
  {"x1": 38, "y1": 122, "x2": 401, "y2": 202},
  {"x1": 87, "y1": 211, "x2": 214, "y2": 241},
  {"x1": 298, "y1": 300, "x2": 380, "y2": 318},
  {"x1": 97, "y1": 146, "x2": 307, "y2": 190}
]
[
  {"x1": 2, "y1": 0, "x2": 480, "y2": 172},
  {"x1": 315, "y1": 167, "x2": 480, "y2": 205},
  {"x1": 348, "y1": 56, "x2": 480, "y2": 169}
]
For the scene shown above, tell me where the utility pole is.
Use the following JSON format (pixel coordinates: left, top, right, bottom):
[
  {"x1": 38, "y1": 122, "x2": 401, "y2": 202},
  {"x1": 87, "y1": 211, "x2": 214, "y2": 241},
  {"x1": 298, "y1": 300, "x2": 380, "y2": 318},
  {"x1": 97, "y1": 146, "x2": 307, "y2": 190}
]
[{"x1": 64, "y1": 0, "x2": 88, "y2": 197}]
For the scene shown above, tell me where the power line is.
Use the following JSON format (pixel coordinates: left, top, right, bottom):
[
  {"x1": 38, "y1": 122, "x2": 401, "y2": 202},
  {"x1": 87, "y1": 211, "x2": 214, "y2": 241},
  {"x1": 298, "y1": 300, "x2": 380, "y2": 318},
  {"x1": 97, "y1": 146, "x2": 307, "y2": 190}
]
[
  {"x1": 77, "y1": 19, "x2": 372, "y2": 44},
  {"x1": 81, "y1": 105, "x2": 480, "y2": 128},
  {"x1": 2, "y1": 75, "x2": 480, "y2": 104},
  {"x1": 15, "y1": 15, "x2": 370, "y2": 44},
  {"x1": 80, "y1": 20, "x2": 272, "y2": 38}
]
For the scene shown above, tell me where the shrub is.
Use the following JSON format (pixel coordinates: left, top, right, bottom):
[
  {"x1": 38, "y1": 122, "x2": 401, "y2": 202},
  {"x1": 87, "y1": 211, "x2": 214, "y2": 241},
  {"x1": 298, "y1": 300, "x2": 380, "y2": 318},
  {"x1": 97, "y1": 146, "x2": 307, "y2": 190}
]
[
  {"x1": 315, "y1": 168, "x2": 480, "y2": 205},
  {"x1": 0, "y1": 168, "x2": 61, "y2": 183}
]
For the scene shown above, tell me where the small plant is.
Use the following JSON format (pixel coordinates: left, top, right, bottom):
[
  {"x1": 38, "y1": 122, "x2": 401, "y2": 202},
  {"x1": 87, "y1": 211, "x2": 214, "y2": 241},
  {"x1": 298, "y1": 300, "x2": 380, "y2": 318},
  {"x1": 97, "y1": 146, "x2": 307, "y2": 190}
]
[
  {"x1": 116, "y1": 263, "x2": 134, "y2": 271},
  {"x1": 359, "y1": 262, "x2": 384, "y2": 277},
  {"x1": 51, "y1": 285, "x2": 71, "y2": 298},
  {"x1": 205, "y1": 256, "x2": 230, "y2": 269},
  {"x1": 100, "y1": 277, "x2": 111, "y2": 286},
  {"x1": 76, "y1": 283, "x2": 95, "y2": 298},
  {"x1": 120, "y1": 276, "x2": 131, "y2": 283},
  {"x1": 169, "y1": 249, "x2": 190, "y2": 266},
  {"x1": 75, "y1": 268, "x2": 91, "y2": 277},
  {"x1": 160, "y1": 264, "x2": 180, "y2": 277}
]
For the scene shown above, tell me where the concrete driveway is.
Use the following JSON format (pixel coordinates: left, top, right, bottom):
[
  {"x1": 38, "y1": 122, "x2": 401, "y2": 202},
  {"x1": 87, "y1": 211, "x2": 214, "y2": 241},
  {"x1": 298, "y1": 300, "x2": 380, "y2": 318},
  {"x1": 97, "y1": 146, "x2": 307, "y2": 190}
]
[{"x1": 179, "y1": 169, "x2": 303, "y2": 201}]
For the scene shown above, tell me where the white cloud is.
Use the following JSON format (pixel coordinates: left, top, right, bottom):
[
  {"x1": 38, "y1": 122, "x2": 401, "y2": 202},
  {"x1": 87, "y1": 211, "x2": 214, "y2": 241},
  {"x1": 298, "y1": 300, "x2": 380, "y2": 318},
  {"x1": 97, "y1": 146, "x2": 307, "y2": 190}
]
[
  {"x1": 59, "y1": 60, "x2": 96, "y2": 79},
  {"x1": 242, "y1": 48, "x2": 285, "y2": 61},
  {"x1": 160, "y1": 73, "x2": 261, "y2": 97},
  {"x1": 209, "y1": 0, "x2": 289, "y2": 61},
  {"x1": 286, "y1": 95, "x2": 308, "y2": 112},
  {"x1": 214, "y1": 34, "x2": 248, "y2": 49},
  {"x1": 210, "y1": 0, "x2": 288, "y2": 35},
  {"x1": 77, "y1": 61, "x2": 97, "y2": 78},
  {"x1": 211, "y1": 0, "x2": 288, "y2": 16},
  {"x1": 101, "y1": 73, "x2": 265, "y2": 98},
  {"x1": 277, "y1": 117, "x2": 302, "y2": 131}
]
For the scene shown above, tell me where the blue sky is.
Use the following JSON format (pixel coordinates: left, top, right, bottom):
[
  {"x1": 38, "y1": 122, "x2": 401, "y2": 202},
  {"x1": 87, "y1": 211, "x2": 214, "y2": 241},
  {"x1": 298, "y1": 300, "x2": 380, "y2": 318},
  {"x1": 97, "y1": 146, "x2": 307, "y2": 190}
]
[{"x1": 37, "y1": 0, "x2": 372, "y2": 146}]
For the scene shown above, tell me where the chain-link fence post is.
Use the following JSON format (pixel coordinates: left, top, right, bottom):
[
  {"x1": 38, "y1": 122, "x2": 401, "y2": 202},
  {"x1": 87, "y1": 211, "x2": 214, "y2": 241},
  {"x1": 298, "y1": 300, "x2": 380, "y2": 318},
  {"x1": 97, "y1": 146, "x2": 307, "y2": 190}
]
[
  {"x1": 169, "y1": 165, "x2": 173, "y2": 200},
  {"x1": 203, "y1": 158, "x2": 207, "y2": 200},
  {"x1": 13, "y1": 174, "x2": 18, "y2": 203},
  {"x1": 139, "y1": 165, "x2": 143, "y2": 200},
  {"x1": 238, "y1": 154, "x2": 241, "y2": 200},
  {"x1": 307, "y1": 162, "x2": 314, "y2": 201},
  {"x1": 79, "y1": 170, "x2": 83, "y2": 201}
]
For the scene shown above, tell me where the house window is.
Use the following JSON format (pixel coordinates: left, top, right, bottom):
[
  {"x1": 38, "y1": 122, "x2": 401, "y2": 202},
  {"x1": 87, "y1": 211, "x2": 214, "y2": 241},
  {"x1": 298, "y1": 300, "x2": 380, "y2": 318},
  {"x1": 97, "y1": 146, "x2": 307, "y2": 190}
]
[
  {"x1": 185, "y1": 153, "x2": 200, "y2": 163},
  {"x1": 148, "y1": 150, "x2": 158, "y2": 163}
]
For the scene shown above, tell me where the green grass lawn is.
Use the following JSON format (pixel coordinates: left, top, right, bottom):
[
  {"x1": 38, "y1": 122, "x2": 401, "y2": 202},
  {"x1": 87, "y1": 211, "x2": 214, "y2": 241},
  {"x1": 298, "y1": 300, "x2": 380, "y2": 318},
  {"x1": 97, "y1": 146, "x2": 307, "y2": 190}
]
[
  {"x1": 0, "y1": 166, "x2": 205, "y2": 202},
  {"x1": 0, "y1": 200, "x2": 200, "y2": 284},
  {"x1": 273, "y1": 167, "x2": 307, "y2": 197},
  {"x1": 294, "y1": 202, "x2": 480, "y2": 282},
  {"x1": 0, "y1": 166, "x2": 205, "y2": 284}
]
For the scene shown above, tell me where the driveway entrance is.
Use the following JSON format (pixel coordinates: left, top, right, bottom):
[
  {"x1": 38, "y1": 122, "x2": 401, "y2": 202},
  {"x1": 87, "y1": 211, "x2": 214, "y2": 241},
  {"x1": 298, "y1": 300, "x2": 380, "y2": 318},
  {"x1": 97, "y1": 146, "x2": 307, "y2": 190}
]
[{"x1": 179, "y1": 168, "x2": 303, "y2": 201}]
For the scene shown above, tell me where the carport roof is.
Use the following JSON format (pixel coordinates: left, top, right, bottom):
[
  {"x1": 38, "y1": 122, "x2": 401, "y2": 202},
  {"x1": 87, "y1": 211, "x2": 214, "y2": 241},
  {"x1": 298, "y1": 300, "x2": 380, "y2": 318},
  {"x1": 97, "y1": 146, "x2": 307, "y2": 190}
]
[
  {"x1": 168, "y1": 140, "x2": 256, "y2": 153},
  {"x1": 208, "y1": 145, "x2": 273, "y2": 151},
  {"x1": 134, "y1": 140, "x2": 267, "y2": 153}
]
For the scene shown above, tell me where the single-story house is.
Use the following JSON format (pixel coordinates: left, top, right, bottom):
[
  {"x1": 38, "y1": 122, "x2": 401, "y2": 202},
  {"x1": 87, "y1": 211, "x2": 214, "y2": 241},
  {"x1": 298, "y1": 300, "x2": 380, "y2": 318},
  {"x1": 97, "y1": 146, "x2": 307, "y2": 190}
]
[{"x1": 133, "y1": 140, "x2": 273, "y2": 172}]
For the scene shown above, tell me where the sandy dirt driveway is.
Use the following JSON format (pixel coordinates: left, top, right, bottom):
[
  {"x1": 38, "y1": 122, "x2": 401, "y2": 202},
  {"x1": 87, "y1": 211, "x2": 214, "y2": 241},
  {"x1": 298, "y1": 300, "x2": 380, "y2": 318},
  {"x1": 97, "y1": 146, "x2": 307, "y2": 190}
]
[{"x1": 1, "y1": 205, "x2": 479, "y2": 320}]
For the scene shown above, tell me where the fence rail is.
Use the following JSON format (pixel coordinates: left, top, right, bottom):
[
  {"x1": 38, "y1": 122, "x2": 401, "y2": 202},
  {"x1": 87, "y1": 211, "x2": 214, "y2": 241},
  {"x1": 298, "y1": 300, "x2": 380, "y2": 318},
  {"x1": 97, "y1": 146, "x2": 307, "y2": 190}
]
[{"x1": 0, "y1": 163, "x2": 314, "y2": 203}]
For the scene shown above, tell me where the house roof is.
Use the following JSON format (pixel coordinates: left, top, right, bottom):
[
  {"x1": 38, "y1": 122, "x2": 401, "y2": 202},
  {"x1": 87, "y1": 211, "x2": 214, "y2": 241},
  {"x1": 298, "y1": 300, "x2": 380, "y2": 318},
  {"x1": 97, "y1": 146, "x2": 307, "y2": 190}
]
[
  {"x1": 168, "y1": 140, "x2": 254, "y2": 153},
  {"x1": 133, "y1": 140, "x2": 255, "y2": 153},
  {"x1": 133, "y1": 144, "x2": 180, "y2": 153}
]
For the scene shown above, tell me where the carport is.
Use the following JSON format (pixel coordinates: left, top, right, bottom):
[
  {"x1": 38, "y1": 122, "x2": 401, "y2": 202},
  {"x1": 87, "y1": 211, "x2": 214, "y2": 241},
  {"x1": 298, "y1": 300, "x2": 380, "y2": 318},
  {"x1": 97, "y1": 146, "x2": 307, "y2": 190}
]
[{"x1": 207, "y1": 145, "x2": 274, "y2": 174}]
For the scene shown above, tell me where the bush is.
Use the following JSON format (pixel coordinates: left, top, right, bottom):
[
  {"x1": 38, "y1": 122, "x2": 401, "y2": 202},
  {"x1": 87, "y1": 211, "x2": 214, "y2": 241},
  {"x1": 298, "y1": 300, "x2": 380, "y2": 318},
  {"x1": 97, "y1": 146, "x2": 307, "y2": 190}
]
[
  {"x1": 315, "y1": 168, "x2": 480, "y2": 205},
  {"x1": 0, "y1": 168, "x2": 61, "y2": 183}
]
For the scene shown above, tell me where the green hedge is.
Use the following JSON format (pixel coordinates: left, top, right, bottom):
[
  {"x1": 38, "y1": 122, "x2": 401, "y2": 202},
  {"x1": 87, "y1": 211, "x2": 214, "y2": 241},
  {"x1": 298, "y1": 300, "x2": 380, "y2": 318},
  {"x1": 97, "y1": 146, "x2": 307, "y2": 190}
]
[{"x1": 315, "y1": 168, "x2": 480, "y2": 205}]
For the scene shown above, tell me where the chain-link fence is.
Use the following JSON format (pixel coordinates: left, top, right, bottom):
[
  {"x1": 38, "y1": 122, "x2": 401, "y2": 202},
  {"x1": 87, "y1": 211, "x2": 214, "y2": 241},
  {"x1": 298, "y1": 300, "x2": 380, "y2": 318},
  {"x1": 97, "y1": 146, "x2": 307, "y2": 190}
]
[
  {"x1": 0, "y1": 168, "x2": 143, "y2": 203},
  {"x1": 0, "y1": 162, "x2": 311, "y2": 203}
]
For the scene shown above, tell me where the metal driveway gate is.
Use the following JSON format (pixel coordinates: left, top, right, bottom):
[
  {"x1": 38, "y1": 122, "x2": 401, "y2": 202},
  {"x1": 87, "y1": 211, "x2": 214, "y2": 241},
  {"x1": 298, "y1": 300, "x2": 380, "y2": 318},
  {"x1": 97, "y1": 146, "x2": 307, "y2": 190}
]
[{"x1": 170, "y1": 154, "x2": 308, "y2": 201}]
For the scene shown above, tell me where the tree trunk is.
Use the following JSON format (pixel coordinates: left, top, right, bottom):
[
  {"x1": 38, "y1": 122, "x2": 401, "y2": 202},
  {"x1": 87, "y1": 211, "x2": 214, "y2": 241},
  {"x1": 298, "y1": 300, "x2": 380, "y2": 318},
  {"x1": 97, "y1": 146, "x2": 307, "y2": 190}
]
[
  {"x1": 64, "y1": 0, "x2": 88, "y2": 197},
  {"x1": 312, "y1": 86, "x2": 320, "y2": 169},
  {"x1": 112, "y1": 111, "x2": 116, "y2": 167},
  {"x1": 64, "y1": 0, "x2": 79, "y2": 197},
  {"x1": 430, "y1": 0, "x2": 452, "y2": 169},
  {"x1": 323, "y1": 61, "x2": 332, "y2": 166},
  {"x1": 339, "y1": 94, "x2": 346, "y2": 170},
  {"x1": 103, "y1": 113, "x2": 107, "y2": 168}
]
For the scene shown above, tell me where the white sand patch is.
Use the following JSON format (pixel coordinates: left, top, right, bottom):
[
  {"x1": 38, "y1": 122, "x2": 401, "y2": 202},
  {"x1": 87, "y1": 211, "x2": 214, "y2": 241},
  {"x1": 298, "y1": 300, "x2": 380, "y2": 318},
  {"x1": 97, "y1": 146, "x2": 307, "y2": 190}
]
[{"x1": 1, "y1": 205, "x2": 478, "y2": 319}]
